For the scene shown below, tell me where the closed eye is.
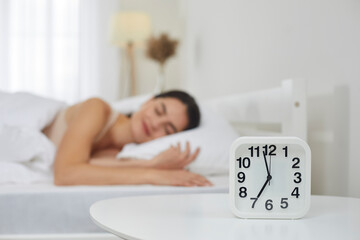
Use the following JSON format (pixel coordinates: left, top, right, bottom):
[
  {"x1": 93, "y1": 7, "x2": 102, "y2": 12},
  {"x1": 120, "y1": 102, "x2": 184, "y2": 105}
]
[
  {"x1": 155, "y1": 101, "x2": 166, "y2": 116},
  {"x1": 155, "y1": 107, "x2": 162, "y2": 116}
]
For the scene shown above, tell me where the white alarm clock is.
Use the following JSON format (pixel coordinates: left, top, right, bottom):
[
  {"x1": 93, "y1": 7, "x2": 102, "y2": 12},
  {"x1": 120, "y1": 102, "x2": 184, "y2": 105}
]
[{"x1": 229, "y1": 136, "x2": 311, "y2": 219}]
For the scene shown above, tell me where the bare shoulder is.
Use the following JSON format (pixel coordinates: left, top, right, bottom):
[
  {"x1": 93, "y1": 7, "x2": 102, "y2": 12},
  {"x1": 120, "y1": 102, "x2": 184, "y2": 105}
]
[
  {"x1": 78, "y1": 97, "x2": 111, "y2": 113},
  {"x1": 66, "y1": 97, "x2": 111, "y2": 124},
  {"x1": 84, "y1": 97, "x2": 110, "y2": 107},
  {"x1": 54, "y1": 98, "x2": 113, "y2": 168},
  {"x1": 60, "y1": 97, "x2": 112, "y2": 144}
]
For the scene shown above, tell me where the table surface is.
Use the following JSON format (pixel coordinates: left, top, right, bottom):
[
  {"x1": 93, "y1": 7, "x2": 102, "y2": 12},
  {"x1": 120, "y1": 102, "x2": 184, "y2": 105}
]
[{"x1": 90, "y1": 193, "x2": 360, "y2": 240}]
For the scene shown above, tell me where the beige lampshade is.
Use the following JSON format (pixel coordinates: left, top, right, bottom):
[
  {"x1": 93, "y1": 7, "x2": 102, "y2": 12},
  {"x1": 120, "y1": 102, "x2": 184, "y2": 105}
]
[{"x1": 110, "y1": 12, "x2": 152, "y2": 48}]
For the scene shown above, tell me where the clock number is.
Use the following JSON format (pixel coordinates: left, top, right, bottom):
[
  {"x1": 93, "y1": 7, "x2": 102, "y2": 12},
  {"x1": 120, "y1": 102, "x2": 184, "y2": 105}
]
[
  {"x1": 237, "y1": 172, "x2": 245, "y2": 183},
  {"x1": 250, "y1": 198, "x2": 258, "y2": 208},
  {"x1": 294, "y1": 172, "x2": 302, "y2": 183},
  {"x1": 280, "y1": 198, "x2": 289, "y2": 209},
  {"x1": 292, "y1": 157, "x2": 300, "y2": 168},
  {"x1": 263, "y1": 145, "x2": 276, "y2": 156},
  {"x1": 283, "y1": 146, "x2": 288, "y2": 157},
  {"x1": 269, "y1": 145, "x2": 276, "y2": 156},
  {"x1": 248, "y1": 146, "x2": 260, "y2": 157},
  {"x1": 237, "y1": 157, "x2": 251, "y2": 168},
  {"x1": 291, "y1": 187, "x2": 300, "y2": 198},
  {"x1": 265, "y1": 199, "x2": 273, "y2": 210},
  {"x1": 239, "y1": 187, "x2": 247, "y2": 198}
]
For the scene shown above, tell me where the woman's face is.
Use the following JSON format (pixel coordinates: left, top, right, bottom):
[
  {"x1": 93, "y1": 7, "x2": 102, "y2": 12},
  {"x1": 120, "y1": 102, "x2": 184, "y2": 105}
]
[{"x1": 130, "y1": 97, "x2": 189, "y2": 143}]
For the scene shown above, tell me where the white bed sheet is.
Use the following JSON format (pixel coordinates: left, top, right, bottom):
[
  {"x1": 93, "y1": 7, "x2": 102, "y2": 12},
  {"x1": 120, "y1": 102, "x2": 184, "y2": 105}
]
[{"x1": 0, "y1": 174, "x2": 228, "y2": 235}]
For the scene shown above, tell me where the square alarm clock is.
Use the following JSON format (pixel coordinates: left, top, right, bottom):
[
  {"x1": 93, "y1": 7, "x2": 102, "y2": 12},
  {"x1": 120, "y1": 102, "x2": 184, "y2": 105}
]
[{"x1": 229, "y1": 136, "x2": 311, "y2": 219}]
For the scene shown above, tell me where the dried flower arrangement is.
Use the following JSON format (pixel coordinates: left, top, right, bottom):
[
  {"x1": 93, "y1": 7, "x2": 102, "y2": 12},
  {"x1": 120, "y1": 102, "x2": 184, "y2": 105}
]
[
  {"x1": 146, "y1": 33, "x2": 179, "y2": 67},
  {"x1": 146, "y1": 33, "x2": 179, "y2": 93}
]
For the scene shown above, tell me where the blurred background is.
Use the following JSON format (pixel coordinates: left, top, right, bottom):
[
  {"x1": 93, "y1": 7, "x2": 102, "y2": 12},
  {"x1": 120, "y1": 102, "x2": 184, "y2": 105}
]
[{"x1": 0, "y1": 0, "x2": 359, "y2": 198}]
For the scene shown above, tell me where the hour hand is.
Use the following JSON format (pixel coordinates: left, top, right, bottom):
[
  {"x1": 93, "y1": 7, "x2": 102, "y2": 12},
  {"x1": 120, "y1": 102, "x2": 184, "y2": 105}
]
[
  {"x1": 256, "y1": 175, "x2": 272, "y2": 199},
  {"x1": 263, "y1": 151, "x2": 271, "y2": 176}
]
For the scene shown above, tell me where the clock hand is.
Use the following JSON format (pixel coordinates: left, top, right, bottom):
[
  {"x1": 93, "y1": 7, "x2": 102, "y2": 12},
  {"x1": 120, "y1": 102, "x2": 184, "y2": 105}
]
[
  {"x1": 263, "y1": 151, "x2": 271, "y2": 176},
  {"x1": 257, "y1": 175, "x2": 272, "y2": 199},
  {"x1": 269, "y1": 155, "x2": 272, "y2": 186}
]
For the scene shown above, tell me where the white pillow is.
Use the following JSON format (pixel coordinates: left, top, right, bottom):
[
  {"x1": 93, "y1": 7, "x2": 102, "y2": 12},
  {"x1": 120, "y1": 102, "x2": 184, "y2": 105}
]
[{"x1": 112, "y1": 95, "x2": 239, "y2": 176}]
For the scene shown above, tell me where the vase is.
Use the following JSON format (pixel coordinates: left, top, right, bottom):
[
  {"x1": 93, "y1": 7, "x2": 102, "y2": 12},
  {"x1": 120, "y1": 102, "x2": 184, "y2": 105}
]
[{"x1": 154, "y1": 65, "x2": 165, "y2": 94}]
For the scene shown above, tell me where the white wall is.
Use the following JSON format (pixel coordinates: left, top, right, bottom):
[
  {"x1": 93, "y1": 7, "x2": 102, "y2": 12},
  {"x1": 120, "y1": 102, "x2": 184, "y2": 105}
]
[{"x1": 184, "y1": 0, "x2": 360, "y2": 197}]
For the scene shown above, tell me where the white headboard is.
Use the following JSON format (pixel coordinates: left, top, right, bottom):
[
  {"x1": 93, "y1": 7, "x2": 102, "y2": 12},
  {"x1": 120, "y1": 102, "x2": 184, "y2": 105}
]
[{"x1": 205, "y1": 79, "x2": 307, "y2": 140}]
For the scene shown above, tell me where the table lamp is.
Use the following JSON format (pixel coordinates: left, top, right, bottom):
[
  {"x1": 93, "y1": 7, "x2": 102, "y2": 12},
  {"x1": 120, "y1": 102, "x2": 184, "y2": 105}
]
[{"x1": 110, "y1": 12, "x2": 151, "y2": 96}]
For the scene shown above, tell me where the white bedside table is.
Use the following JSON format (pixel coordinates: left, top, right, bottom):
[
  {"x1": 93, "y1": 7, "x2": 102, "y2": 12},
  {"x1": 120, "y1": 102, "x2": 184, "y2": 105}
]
[{"x1": 90, "y1": 193, "x2": 360, "y2": 240}]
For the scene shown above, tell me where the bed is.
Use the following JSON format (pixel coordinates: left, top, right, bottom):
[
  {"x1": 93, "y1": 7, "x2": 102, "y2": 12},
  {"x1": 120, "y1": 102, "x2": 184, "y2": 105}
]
[{"x1": 0, "y1": 79, "x2": 307, "y2": 239}]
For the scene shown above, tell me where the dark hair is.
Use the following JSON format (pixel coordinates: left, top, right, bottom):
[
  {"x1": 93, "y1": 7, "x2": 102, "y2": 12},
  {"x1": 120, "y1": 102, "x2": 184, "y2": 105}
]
[{"x1": 154, "y1": 90, "x2": 201, "y2": 130}]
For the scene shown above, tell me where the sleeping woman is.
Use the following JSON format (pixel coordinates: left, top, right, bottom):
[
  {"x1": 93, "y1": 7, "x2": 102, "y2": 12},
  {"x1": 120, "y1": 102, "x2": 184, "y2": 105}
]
[{"x1": 42, "y1": 90, "x2": 212, "y2": 187}]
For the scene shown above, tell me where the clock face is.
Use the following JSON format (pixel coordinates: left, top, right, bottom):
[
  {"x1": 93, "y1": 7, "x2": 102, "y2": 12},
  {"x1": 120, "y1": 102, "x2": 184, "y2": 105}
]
[{"x1": 229, "y1": 137, "x2": 311, "y2": 219}]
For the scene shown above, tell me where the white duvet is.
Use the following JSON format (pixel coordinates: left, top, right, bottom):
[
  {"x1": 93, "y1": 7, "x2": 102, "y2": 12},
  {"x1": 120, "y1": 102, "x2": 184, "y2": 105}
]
[{"x1": 0, "y1": 91, "x2": 66, "y2": 184}]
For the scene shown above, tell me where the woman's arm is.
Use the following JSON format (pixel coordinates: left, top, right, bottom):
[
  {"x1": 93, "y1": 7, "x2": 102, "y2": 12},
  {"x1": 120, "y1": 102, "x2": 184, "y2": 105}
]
[
  {"x1": 53, "y1": 98, "x2": 211, "y2": 186},
  {"x1": 56, "y1": 163, "x2": 211, "y2": 186}
]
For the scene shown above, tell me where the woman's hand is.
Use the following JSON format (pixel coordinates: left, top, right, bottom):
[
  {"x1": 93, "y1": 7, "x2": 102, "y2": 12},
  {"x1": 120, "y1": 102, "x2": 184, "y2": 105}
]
[
  {"x1": 149, "y1": 169, "x2": 212, "y2": 187},
  {"x1": 149, "y1": 142, "x2": 200, "y2": 170}
]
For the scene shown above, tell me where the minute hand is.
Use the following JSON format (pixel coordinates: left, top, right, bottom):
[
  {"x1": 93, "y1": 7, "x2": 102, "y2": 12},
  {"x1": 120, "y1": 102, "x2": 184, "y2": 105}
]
[
  {"x1": 257, "y1": 175, "x2": 272, "y2": 199},
  {"x1": 263, "y1": 151, "x2": 270, "y2": 176}
]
